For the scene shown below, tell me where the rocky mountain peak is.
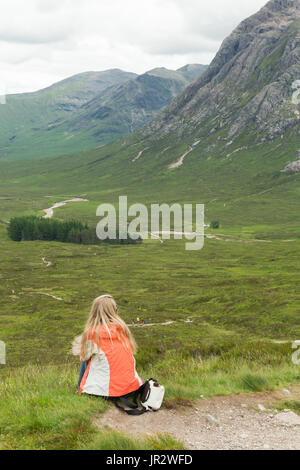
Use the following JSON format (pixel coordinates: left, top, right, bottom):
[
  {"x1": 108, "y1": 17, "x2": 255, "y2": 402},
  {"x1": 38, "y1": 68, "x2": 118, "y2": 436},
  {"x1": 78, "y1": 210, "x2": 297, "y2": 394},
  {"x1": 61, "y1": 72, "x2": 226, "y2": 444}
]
[
  {"x1": 145, "y1": 0, "x2": 300, "y2": 145},
  {"x1": 267, "y1": 0, "x2": 299, "y2": 13}
]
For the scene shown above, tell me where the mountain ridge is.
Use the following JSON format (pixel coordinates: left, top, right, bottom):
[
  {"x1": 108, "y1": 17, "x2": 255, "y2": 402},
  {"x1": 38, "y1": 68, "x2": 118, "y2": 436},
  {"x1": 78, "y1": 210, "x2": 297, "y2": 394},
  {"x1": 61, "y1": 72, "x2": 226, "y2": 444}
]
[
  {"x1": 57, "y1": 64, "x2": 208, "y2": 143},
  {"x1": 0, "y1": 64, "x2": 207, "y2": 161}
]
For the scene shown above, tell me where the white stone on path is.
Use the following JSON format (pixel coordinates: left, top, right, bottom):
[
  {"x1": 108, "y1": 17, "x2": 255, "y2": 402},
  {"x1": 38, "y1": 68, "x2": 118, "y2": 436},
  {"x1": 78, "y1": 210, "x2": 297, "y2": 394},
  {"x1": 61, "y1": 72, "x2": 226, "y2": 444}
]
[
  {"x1": 258, "y1": 404, "x2": 267, "y2": 411},
  {"x1": 206, "y1": 415, "x2": 219, "y2": 425}
]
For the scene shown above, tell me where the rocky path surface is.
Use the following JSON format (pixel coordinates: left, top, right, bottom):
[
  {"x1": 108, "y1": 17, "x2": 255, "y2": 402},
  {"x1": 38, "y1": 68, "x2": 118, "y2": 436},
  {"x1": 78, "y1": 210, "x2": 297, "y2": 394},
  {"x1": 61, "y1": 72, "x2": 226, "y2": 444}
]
[{"x1": 94, "y1": 386, "x2": 300, "y2": 450}]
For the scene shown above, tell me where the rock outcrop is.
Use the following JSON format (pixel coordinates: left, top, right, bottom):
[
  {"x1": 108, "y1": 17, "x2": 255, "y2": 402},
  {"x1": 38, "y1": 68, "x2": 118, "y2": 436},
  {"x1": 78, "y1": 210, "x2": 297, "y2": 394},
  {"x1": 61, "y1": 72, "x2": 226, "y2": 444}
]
[{"x1": 281, "y1": 149, "x2": 300, "y2": 172}]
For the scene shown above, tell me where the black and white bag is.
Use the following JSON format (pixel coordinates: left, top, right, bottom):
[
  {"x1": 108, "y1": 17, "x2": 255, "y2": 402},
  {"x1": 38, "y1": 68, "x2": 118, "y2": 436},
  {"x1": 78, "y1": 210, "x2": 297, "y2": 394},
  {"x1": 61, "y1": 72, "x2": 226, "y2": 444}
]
[{"x1": 113, "y1": 378, "x2": 165, "y2": 415}]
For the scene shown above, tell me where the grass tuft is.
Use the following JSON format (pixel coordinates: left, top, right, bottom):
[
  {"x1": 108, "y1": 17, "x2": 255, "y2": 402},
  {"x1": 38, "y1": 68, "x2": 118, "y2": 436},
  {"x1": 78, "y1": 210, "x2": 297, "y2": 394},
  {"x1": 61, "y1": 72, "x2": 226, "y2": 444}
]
[{"x1": 239, "y1": 374, "x2": 268, "y2": 392}]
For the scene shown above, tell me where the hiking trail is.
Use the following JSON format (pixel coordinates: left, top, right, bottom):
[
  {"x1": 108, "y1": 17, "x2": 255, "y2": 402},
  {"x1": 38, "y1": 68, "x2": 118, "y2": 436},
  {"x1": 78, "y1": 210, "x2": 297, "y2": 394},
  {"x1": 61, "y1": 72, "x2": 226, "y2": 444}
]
[
  {"x1": 43, "y1": 197, "x2": 88, "y2": 219},
  {"x1": 132, "y1": 148, "x2": 149, "y2": 162},
  {"x1": 42, "y1": 257, "x2": 52, "y2": 267},
  {"x1": 29, "y1": 292, "x2": 63, "y2": 301},
  {"x1": 149, "y1": 231, "x2": 273, "y2": 244},
  {"x1": 94, "y1": 386, "x2": 300, "y2": 450}
]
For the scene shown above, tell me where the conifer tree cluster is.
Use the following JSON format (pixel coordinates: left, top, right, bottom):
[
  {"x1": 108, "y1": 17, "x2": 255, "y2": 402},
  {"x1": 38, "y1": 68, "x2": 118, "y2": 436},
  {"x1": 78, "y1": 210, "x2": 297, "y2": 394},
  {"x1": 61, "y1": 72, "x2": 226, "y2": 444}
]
[{"x1": 7, "y1": 216, "x2": 141, "y2": 245}]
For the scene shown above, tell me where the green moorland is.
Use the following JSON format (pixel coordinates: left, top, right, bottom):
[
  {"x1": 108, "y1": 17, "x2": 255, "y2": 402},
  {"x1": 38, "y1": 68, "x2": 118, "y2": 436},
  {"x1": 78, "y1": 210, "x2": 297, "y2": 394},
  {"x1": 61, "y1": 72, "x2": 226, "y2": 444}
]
[
  {"x1": 0, "y1": 121, "x2": 300, "y2": 449},
  {"x1": 1, "y1": 220, "x2": 300, "y2": 449}
]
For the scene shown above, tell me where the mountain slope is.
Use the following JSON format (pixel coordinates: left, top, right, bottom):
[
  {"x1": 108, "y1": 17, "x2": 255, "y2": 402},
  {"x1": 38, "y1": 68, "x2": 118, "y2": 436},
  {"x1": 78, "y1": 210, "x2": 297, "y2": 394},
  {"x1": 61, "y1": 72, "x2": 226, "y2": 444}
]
[
  {"x1": 52, "y1": 65, "x2": 208, "y2": 146},
  {"x1": 0, "y1": 65, "x2": 207, "y2": 162}
]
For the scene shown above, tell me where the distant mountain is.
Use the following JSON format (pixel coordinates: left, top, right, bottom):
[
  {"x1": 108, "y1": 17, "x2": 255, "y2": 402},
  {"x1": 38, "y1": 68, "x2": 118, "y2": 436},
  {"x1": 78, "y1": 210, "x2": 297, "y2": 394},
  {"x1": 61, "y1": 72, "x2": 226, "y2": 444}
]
[
  {"x1": 54, "y1": 65, "x2": 208, "y2": 146},
  {"x1": 0, "y1": 64, "x2": 207, "y2": 161},
  {"x1": 33, "y1": 69, "x2": 137, "y2": 103},
  {"x1": 177, "y1": 64, "x2": 209, "y2": 82},
  {"x1": 0, "y1": 69, "x2": 137, "y2": 161}
]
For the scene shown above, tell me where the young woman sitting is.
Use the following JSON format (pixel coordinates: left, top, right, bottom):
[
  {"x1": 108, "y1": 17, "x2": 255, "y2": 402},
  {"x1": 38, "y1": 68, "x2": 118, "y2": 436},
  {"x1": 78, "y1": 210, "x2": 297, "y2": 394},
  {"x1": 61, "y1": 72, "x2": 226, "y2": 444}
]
[{"x1": 77, "y1": 295, "x2": 143, "y2": 398}]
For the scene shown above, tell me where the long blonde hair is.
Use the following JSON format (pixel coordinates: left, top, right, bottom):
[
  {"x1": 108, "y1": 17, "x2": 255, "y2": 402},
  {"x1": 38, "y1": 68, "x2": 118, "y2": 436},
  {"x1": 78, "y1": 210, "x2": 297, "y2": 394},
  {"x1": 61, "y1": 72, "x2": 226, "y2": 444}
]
[{"x1": 80, "y1": 295, "x2": 137, "y2": 359}]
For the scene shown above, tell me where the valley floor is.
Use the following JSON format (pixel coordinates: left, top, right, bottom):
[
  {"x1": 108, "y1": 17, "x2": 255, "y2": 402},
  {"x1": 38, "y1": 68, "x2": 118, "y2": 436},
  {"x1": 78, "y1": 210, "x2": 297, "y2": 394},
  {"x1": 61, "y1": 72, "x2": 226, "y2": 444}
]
[{"x1": 0, "y1": 181, "x2": 300, "y2": 450}]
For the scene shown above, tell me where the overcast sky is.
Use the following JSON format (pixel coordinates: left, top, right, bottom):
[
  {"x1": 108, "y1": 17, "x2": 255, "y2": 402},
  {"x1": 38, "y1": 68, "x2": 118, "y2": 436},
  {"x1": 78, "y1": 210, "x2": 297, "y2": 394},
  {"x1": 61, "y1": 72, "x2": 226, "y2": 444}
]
[{"x1": 0, "y1": 0, "x2": 268, "y2": 94}]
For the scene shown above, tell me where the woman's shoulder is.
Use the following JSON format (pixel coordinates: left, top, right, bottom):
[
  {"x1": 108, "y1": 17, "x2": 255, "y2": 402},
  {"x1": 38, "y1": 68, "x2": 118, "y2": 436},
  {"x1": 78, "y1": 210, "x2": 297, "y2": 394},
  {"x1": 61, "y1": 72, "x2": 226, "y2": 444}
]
[
  {"x1": 88, "y1": 322, "x2": 127, "y2": 343},
  {"x1": 99, "y1": 322, "x2": 125, "y2": 337}
]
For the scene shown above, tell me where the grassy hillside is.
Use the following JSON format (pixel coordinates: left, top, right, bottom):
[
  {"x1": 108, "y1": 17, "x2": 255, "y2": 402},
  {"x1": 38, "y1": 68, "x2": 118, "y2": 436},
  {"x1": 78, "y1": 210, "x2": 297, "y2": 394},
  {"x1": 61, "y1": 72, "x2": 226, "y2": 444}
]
[
  {"x1": 1, "y1": 206, "x2": 300, "y2": 449},
  {"x1": 0, "y1": 117, "x2": 299, "y2": 238}
]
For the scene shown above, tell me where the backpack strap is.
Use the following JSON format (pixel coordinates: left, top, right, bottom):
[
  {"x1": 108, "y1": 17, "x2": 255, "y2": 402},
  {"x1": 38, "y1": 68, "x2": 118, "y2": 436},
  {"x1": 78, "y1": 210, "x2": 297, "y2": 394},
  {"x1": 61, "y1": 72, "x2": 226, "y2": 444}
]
[
  {"x1": 112, "y1": 385, "x2": 147, "y2": 415},
  {"x1": 113, "y1": 398, "x2": 147, "y2": 415},
  {"x1": 119, "y1": 395, "x2": 138, "y2": 409}
]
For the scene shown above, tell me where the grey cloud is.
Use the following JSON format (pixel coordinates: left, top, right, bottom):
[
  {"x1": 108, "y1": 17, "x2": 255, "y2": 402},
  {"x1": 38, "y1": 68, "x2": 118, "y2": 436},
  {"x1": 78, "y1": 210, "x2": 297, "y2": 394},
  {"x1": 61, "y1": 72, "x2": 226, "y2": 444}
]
[
  {"x1": 0, "y1": 0, "x2": 269, "y2": 94},
  {"x1": 142, "y1": 35, "x2": 219, "y2": 56},
  {"x1": 171, "y1": 0, "x2": 268, "y2": 41},
  {"x1": 0, "y1": 31, "x2": 69, "y2": 45},
  {"x1": 36, "y1": 0, "x2": 68, "y2": 12}
]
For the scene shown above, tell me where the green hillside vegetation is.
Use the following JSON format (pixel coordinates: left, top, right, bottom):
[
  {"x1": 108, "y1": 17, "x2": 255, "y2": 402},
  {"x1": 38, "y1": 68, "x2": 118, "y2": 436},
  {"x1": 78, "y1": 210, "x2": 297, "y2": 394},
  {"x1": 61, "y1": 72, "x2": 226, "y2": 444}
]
[
  {"x1": 1, "y1": 218, "x2": 300, "y2": 449},
  {"x1": 0, "y1": 119, "x2": 299, "y2": 240}
]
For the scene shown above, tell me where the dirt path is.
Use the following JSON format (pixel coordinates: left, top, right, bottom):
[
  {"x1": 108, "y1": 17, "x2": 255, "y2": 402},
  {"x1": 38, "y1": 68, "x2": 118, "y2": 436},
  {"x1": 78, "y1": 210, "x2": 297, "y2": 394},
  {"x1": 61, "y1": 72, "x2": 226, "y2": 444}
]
[
  {"x1": 132, "y1": 148, "x2": 149, "y2": 163},
  {"x1": 94, "y1": 386, "x2": 300, "y2": 450},
  {"x1": 168, "y1": 140, "x2": 201, "y2": 169},
  {"x1": 29, "y1": 292, "x2": 63, "y2": 301},
  {"x1": 42, "y1": 257, "x2": 52, "y2": 267},
  {"x1": 129, "y1": 321, "x2": 176, "y2": 328},
  {"x1": 149, "y1": 231, "x2": 271, "y2": 244},
  {"x1": 40, "y1": 200, "x2": 276, "y2": 245},
  {"x1": 169, "y1": 148, "x2": 193, "y2": 169},
  {"x1": 43, "y1": 197, "x2": 88, "y2": 219},
  {"x1": 205, "y1": 233, "x2": 271, "y2": 243}
]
